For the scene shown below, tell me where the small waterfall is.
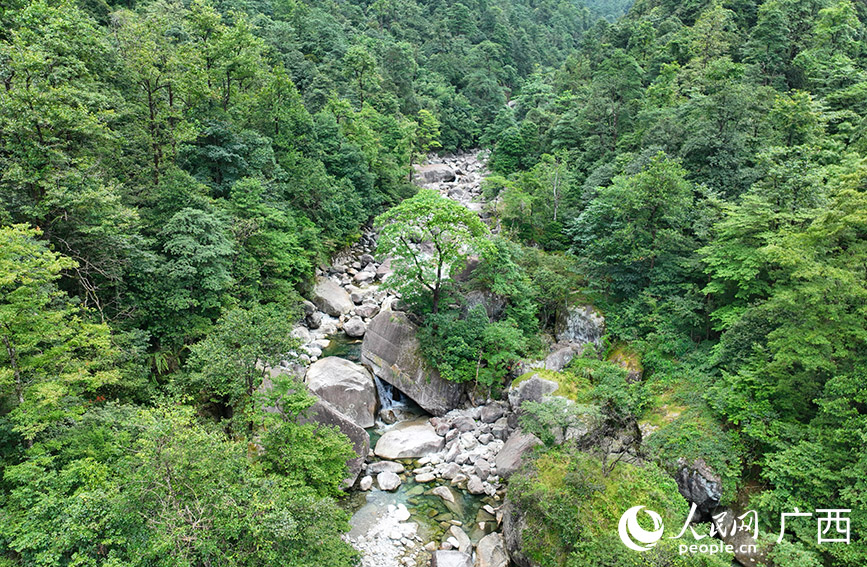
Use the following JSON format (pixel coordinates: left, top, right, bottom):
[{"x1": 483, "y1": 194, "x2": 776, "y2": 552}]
[
  {"x1": 374, "y1": 376, "x2": 419, "y2": 425},
  {"x1": 374, "y1": 376, "x2": 409, "y2": 412}
]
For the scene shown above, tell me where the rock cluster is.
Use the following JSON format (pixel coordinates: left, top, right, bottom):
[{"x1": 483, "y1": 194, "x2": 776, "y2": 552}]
[
  {"x1": 414, "y1": 151, "x2": 490, "y2": 219},
  {"x1": 344, "y1": 503, "x2": 425, "y2": 567}
]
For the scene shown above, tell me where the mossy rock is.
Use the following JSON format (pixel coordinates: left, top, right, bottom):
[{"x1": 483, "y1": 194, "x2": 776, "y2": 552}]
[{"x1": 510, "y1": 368, "x2": 592, "y2": 403}]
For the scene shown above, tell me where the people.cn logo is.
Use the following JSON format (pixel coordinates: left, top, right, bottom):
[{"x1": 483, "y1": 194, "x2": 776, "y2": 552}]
[{"x1": 618, "y1": 506, "x2": 665, "y2": 551}]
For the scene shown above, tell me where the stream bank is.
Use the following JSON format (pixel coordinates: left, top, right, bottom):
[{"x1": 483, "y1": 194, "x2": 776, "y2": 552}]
[{"x1": 276, "y1": 150, "x2": 605, "y2": 567}]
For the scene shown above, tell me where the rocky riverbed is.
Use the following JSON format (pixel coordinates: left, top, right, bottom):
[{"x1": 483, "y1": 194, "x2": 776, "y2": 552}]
[{"x1": 271, "y1": 150, "x2": 606, "y2": 567}]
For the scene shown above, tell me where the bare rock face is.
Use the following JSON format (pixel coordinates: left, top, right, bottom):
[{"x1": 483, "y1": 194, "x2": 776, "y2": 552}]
[
  {"x1": 476, "y1": 532, "x2": 509, "y2": 567},
  {"x1": 300, "y1": 398, "x2": 369, "y2": 488},
  {"x1": 413, "y1": 163, "x2": 456, "y2": 184},
  {"x1": 306, "y1": 357, "x2": 376, "y2": 429},
  {"x1": 312, "y1": 277, "x2": 354, "y2": 316},
  {"x1": 361, "y1": 309, "x2": 463, "y2": 416},
  {"x1": 501, "y1": 500, "x2": 533, "y2": 567},
  {"x1": 430, "y1": 550, "x2": 472, "y2": 567},
  {"x1": 374, "y1": 418, "x2": 445, "y2": 460},
  {"x1": 554, "y1": 304, "x2": 605, "y2": 347},
  {"x1": 494, "y1": 429, "x2": 542, "y2": 479},
  {"x1": 508, "y1": 375, "x2": 559, "y2": 412},
  {"x1": 675, "y1": 458, "x2": 722, "y2": 521}
]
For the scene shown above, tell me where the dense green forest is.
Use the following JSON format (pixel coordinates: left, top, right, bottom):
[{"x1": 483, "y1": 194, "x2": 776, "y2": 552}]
[{"x1": 1, "y1": 0, "x2": 866, "y2": 565}]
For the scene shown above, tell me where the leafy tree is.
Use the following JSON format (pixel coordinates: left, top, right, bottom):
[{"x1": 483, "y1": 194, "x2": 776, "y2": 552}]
[
  {"x1": 258, "y1": 376, "x2": 357, "y2": 497},
  {"x1": 343, "y1": 44, "x2": 378, "y2": 107},
  {"x1": 146, "y1": 206, "x2": 234, "y2": 346},
  {"x1": 186, "y1": 303, "x2": 299, "y2": 436},
  {"x1": 0, "y1": 225, "x2": 120, "y2": 444},
  {"x1": 569, "y1": 154, "x2": 696, "y2": 300},
  {"x1": 374, "y1": 188, "x2": 491, "y2": 314},
  {"x1": 410, "y1": 109, "x2": 442, "y2": 171}
]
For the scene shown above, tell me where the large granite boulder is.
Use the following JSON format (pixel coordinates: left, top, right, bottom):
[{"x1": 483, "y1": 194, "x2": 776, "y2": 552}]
[
  {"x1": 305, "y1": 357, "x2": 376, "y2": 429},
  {"x1": 675, "y1": 458, "x2": 722, "y2": 521},
  {"x1": 431, "y1": 550, "x2": 472, "y2": 567},
  {"x1": 312, "y1": 277, "x2": 354, "y2": 316},
  {"x1": 502, "y1": 500, "x2": 533, "y2": 567},
  {"x1": 300, "y1": 398, "x2": 369, "y2": 488},
  {"x1": 494, "y1": 429, "x2": 542, "y2": 479},
  {"x1": 374, "y1": 418, "x2": 445, "y2": 460},
  {"x1": 508, "y1": 375, "x2": 559, "y2": 411},
  {"x1": 555, "y1": 304, "x2": 604, "y2": 347},
  {"x1": 361, "y1": 309, "x2": 463, "y2": 416},
  {"x1": 413, "y1": 163, "x2": 456, "y2": 184},
  {"x1": 476, "y1": 532, "x2": 509, "y2": 567}
]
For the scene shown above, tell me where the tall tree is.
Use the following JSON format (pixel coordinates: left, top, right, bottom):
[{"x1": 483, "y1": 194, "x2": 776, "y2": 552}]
[{"x1": 375, "y1": 189, "x2": 490, "y2": 314}]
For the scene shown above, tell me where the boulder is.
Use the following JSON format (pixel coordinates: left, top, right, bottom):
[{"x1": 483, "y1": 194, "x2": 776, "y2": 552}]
[
  {"x1": 306, "y1": 357, "x2": 376, "y2": 429},
  {"x1": 306, "y1": 311, "x2": 322, "y2": 329},
  {"x1": 361, "y1": 309, "x2": 463, "y2": 416},
  {"x1": 463, "y1": 290, "x2": 506, "y2": 321},
  {"x1": 375, "y1": 418, "x2": 445, "y2": 460},
  {"x1": 449, "y1": 525, "x2": 472, "y2": 554},
  {"x1": 377, "y1": 471, "x2": 402, "y2": 491},
  {"x1": 344, "y1": 317, "x2": 367, "y2": 338},
  {"x1": 312, "y1": 277, "x2": 354, "y2": 317},
  {"x1": 713, "y1": 508, "x2": 765, "y2": 567},
  {"x1": 302, "y1": 300, "x2": 316, "y2": 315},
  {"x1": 675, "y1": 458, "x2": 722, "y2": 521},
  {"x1": 432, "y1": 485, "x2": 456, "y2": 503},
  {"x1": 452, "y1": 416, "x2": 476, "y2": 433},
  {"x1": 543, "y1": 343, "x2": 585, "y2": 372},
  {"x1": 502, "y1": 500, "x2": 533, "y2": 567},
  {"x1": 376, "y1": 257, "x2": 393, "y2": 280},
  {"x1": 300, "y1": 399, "x2": 369, "y2": 488},
  {"x1": 508, "y1": 375, "x2": 559, "y2": 411},
  {"x1": 413, "y1": 163, "x2": 456, "y2": 184},
  {"x1": 494, "y1": 429, "x2": 542, "y2": 479},
  {"x1": 467, "y1": 476, "x2": 486, "y2": 495},
  {"x1": 367, "y1": 461, "x2": 405, "y2": 475},
  {"x1": 290, "y1": 326, "x2": 311, "y2": 344},
  {"x1": 555, "y1": 304, "x2": 604, "y2": 347},
  {"x1": 356, "y1": 303, "x2": 380, "y2": 319},
  {"x1": 480, "y1": 404, "x2": 506, "y2": 424},
  {"x1": 431, "y1": 550, "x2": 472, "y2": 567},
  {"x1": 476, "y1": 532, "x2": 509, "y2": 567},
  {"x1": 354, "y1": 270, "x2": 376, "y2": 284},
  {"x1": 359, "y1": 475, "x2": 373, "y2": 491}
]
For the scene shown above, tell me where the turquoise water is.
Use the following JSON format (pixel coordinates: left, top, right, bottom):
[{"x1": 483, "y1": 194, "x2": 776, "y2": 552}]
[{"x1": 321, "y1": 334, "x2": 363, "y2": 361}]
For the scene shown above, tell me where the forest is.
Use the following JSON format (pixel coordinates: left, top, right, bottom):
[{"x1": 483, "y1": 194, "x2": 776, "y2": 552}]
[{"x1": 0, "y1": 0, "x2": 865, "y2": 566}]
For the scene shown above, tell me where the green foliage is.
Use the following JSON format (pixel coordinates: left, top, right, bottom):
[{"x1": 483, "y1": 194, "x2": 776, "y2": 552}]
[
  {"x1": 259, "y1": 376, "x2": 357, "y2": 497},
  {"x1": 419, "y1": 306, "x2": 529, "y2": 388},
  {"x1": 508, "y1": 449, "x2": 730, "y2": 567},
  {"x1": 375, "y1": 188, "x2": 490, "y2": 314},
  {"x1": 0, "y1": 403, "x2": 358, "y2": 567},
  {"x1": 0, "y1": 225, "x2": 120, "y2": 443},
  {"x1": 185, "y1": 303, "x2": 299, "y2": 436},
  {"x1": 569, "y1": 154, "x2": 697, "y2": 301},
  {"x1": 520, "y1": 397, "x2": 600, "y2": 447}
]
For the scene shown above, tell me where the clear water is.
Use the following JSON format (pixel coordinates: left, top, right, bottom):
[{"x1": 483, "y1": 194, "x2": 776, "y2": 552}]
[
  {"x1": 345, "y1": 461, "x2": 497, "y2": 546},
  {"x1": 321, "y1": 333, "x2": 363, "y2": 361}
]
